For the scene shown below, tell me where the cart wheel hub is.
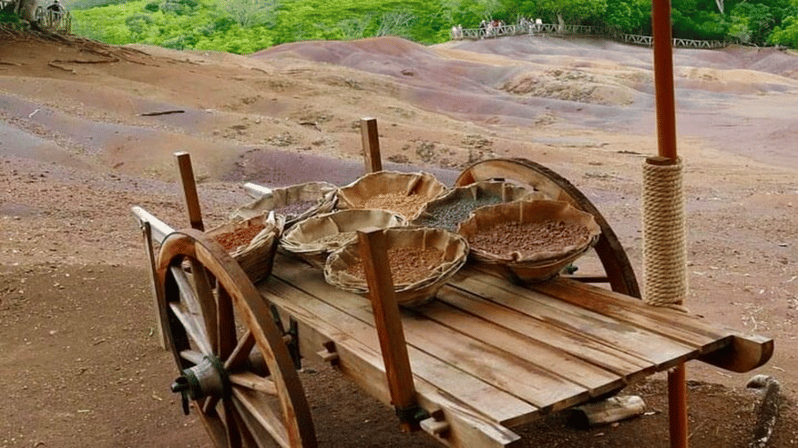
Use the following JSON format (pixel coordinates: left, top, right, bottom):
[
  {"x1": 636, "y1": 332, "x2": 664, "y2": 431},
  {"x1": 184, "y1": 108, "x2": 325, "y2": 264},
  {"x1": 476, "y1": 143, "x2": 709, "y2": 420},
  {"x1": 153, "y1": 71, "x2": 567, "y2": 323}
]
[{"x1": 171, "y1": 355, "x2": 229, "y2": 415}]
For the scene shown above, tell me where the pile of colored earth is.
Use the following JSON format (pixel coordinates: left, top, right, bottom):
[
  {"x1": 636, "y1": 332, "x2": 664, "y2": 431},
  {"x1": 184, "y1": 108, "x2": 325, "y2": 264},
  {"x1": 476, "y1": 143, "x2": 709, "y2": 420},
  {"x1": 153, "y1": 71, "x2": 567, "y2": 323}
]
[
  {"x1": 356, "y1": 193, "x2": 428, "y2": 219},
  {"x1": 273, "y1": 200, "x2": 317, "y2": 216},
  {"x1": 344, "y1": 246, "x2": 443, "y2": 285},
  {"x1": 416, "y1": 194, "x2": 503, "y2": 231},
  {"x1": 312, "y1": 232, "x2": 356, "y2": 246},
  {"x1": 212, "y1": 223, "x2": 267, "y2": 251},
  {"x1": 468, "y1": 220, "x2": 591, "y2": 258}
]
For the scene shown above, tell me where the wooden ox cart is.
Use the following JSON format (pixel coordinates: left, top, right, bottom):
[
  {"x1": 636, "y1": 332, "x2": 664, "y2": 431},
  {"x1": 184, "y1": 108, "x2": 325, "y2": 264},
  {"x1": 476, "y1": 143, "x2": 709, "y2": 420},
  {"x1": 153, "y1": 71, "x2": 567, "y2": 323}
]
[{"x1": 131, "y1": 150, "x2": 772, "y2": 448}]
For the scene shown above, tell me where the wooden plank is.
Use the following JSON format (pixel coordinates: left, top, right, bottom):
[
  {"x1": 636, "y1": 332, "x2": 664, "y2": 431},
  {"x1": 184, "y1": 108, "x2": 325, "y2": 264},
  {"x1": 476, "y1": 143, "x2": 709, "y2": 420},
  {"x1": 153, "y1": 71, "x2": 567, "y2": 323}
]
[
  {"x1": 420, "y1": 299, "x2": 625, "y2": 395},
  {"x1": 448, "y1": 271, "x2": 699, "y2": 367},
  {"x1": 698, "y1": 333, "x2": 773, "y2": 373},
  {"x1": 140, "y1": 221, "x2": 168, "y2": 349},
  {"x1": 271, "y1": 259, "x2": 589, "y2": 413},
  {"x1": 259, "y1": 278, "x2": 525, "y2": 446},
  {"x1": 529, "y1": 278, "x2": 734, "y2": 349},
  {"x1": 132, "y1": 206, "x2": 173, "y2": 244},
  {"x1": 358, "y1": 228, "x2": 417, "y2": 430},
  {"x1": 360, "y1": 117, "x2": 382, "y2": 173},
  {"x1": 174, "y1": 151, "x2": 204, "y2": 231},
  {"x1": 433, "y1": 288, "x2": 652, "y2": 377},
  {"x1": 260, "y1": 273, "x2": 537, "y2": 427}
]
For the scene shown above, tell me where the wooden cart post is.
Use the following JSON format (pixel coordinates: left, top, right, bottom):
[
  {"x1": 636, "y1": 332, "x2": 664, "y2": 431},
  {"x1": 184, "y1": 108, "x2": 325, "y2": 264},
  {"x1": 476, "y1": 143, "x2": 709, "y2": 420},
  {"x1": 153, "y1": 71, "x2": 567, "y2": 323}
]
[
  {"x1": 174, "y1": 151, "x2": 205, "y2": 231},
  {"x1": 358, "y1": 227, "x2": 420, "y2": 432},
  {"x1": 361, "y1": 117, "x2": 382, "y2": 173}
]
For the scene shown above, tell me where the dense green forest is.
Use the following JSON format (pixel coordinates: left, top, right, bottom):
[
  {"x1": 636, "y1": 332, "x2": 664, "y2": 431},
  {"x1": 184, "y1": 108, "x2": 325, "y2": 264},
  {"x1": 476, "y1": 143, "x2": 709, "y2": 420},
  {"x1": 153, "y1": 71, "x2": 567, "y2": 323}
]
[{"x1": 50, "y1": 0, "x2": 798, "y2": 53}]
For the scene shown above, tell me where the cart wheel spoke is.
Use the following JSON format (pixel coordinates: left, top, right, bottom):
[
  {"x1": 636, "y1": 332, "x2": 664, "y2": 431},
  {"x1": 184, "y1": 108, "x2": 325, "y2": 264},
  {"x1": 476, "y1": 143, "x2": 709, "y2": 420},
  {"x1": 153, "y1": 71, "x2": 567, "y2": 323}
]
[
  {"x1": 169, "y1": 301, "x2": 212, "y2": 355},
  {"x1": 222, "y1": 399, "x2": 243, "y2": 448},
  {"x1": 195, "y1": 403, "x2": 230, "y2": 448},
  {"x1": 180, "y1": 349, "x2": 205, "y2": 365},
  {"x1": 232, "y1": 386, "x2": 290, "y2": 448},
  {"x1": 189, "y1": 259, "x2": 219, "y2": 354},
  {"x1": 229, "y1": 372, "x2": 278, "y2": 395},
  {"x1": 217, "y1": 285, "x2": 237, "y2": 360},
  {"x1": 170, "y1": 265, "x2": 206, "y2": 322},
  {"x1": 227, "y1": 398, "x2": 260, "y2": 448},
  {"x1": 225, "y1": 330, "x2": 255, "y2": 370},
  {"x1": 203, "y1": 395, "x2": 221, "y2": 414}
]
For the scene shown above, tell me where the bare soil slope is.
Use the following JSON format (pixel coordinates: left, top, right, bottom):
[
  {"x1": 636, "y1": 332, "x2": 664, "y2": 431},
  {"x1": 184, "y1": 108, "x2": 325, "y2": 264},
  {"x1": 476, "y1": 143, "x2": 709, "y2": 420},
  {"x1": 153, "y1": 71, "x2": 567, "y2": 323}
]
[{"x1": 2, "y1": 30, "x2": 798, "y2": 447}]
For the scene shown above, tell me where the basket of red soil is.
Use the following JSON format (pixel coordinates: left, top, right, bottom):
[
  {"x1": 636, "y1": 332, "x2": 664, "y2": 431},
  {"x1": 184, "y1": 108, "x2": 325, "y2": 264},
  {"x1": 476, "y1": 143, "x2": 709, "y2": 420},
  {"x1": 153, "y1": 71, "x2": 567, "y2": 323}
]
[
  {"x1": 231, "y1": 181, "x2": 336, "y2": 229},
  {"x1": 281, "y1": 209, "x2": 406, "y2": 269},
  {"x1": 458, "y1": 200, "x2": 601, "y2": 283},
  {"x1": 336, "y1": 171, "x2": 447, "y2": 221},
  {"x1": 324, "y1": 227, "x2": 468, "y2": 307},
  {"x1": 412, "y1": 180, "x2": 543, "y2": 232},
  {"x1": 206, "y1": 212, "x2": 285, "y2": 284}
]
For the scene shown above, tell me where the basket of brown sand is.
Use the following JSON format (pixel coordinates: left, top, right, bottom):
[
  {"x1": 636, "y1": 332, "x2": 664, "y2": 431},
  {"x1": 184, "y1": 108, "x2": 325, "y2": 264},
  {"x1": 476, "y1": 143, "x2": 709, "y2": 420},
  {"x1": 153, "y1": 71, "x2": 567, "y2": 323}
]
[
  {"x1": 206, "y1": 212, "x2": 285, "y2": 284},
  {"x1": 280, "y1": 209, "x2": 406, "y2": 269},
  {"x1": 335, "y1": 171, "x2": 447, "y2": 221},
  {"x1": 324, "y1": 227, "x2": 468, "y2": 308},
  {"x1": 458, "y1": 200, "x2": 601, "y2": 283},
  {"x1": 231, "y1": 181, "x2": 337, "y2": 229},
  {"x1": 412, "y1": 180, "x2": 544, "y2": 232}
]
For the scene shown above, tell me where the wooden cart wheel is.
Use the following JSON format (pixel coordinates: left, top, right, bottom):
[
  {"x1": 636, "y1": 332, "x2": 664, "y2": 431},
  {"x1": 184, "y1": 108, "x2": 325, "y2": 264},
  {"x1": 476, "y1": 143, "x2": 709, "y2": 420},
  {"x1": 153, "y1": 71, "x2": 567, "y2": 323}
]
[
  {"x1": 456, "y1": 158, "x2": 641, "y2": 298},
  {"x1": 157, "y1": 229, "x2": 317, "y2": 448}
]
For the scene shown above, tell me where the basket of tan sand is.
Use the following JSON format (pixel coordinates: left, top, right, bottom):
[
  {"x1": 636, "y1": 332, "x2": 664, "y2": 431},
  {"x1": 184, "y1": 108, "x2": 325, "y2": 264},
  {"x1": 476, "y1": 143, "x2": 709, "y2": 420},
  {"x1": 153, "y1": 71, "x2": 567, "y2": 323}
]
[
  {"x1": 206, "y1": 212, "x2": 285, "y2": 284},
  {"x1": 280, "y1": 209, "x2": 406, "y2": 269},
  {"x1": 412, "y1": 180, "x2": 543, "y2": 232},
  {"x1": 231, "y1": 181, "x2": 337, "y2": 229},
  {"x1": 457, "y1": 200, "x2": 601, "y2": 283},
  {"x1": 324, "y1": 227, "x2": 468, "y2": 308},
  {"x1": 335, "y1": 171, "x2": 446, "y2": 221}
]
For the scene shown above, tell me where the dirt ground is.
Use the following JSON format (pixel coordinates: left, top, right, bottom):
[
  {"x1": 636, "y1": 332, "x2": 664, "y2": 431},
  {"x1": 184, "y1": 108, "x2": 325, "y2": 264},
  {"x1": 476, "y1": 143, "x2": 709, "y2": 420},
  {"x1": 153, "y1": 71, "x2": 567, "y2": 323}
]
[{"x1": 2, "y1": 28, "x2": 798, "y2": 447}]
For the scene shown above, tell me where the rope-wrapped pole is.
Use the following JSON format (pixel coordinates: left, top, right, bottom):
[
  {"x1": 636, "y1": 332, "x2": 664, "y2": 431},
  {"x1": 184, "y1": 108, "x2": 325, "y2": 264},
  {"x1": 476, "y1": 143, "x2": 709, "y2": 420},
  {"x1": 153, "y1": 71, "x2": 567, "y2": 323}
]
[{"x1": 642, "y1": 156, "x2": 687, "y2": 311}]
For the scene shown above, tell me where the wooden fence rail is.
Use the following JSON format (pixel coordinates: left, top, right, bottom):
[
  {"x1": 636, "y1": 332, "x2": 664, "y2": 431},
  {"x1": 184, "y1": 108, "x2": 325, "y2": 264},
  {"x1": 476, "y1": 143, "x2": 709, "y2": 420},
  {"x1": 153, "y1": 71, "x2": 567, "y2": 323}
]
[{"x1": 452, "y1": 22, "x2": 728, "y2": 50}]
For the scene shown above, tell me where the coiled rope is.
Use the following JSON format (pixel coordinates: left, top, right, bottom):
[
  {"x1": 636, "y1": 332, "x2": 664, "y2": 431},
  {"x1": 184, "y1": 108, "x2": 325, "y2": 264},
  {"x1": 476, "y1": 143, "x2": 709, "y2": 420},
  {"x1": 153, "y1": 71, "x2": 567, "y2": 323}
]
[{"x1": 642, "y1": 157, "x2": 688, "y2": 311}]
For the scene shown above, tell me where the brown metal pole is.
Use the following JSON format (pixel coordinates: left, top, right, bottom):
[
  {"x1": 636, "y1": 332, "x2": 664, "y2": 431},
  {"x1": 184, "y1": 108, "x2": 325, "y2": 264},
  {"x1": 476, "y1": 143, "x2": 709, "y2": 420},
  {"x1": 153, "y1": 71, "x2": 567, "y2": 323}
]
[
  {"x1": 651, "y1": 2, "x2": 687, "y2": 446},
  {"x1": 652, "y1": 0, "x2": 678, "y2": 161},
  {"x1": 668, "y1": 363, "x2": 689, "y2": 448}
]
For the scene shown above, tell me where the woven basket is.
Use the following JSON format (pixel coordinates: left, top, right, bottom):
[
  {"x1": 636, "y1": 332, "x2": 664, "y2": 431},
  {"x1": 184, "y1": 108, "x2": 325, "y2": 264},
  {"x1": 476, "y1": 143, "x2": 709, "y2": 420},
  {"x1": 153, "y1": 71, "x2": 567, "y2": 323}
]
[
  {"x1": 324, "y1": 227, "x2": 468, "y2": 308},
  {"x1": 412, "y1": 180, "x2": 543, "y2": 231},
  {"x1": 206, "y1": 212, "x2": 285, "y2": 284},
  {"x1": 458, "y1": 200, "x2": 600, "y2": 283},
  {"x1": 231, "y1": 181, "x2": 336, "y2": 229},
  {"x1": 336, "y1": 171, "x2": 447, "y2": 221},
  {"x1": 281, "y1": 209, "x2": 406, "y2": 269}
]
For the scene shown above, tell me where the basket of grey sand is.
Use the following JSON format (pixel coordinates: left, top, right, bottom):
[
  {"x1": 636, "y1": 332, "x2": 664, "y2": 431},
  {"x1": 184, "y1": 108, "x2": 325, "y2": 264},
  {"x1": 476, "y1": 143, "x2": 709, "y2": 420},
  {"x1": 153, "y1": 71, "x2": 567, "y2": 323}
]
[
  {"x1": 412, "y1": 180, "x2": 543, "y2": 232},
  {"x1": 324, "y1": 227, "x2": 468, "y2": 308},
  {"x1": 280, "y1": 209, "x2": 406, "y2": 269},
  {"x1": 231, "y1": 181, "x2": 336, "y2": 228},
  {"x1": 206, "y1": 212, "x2": 285, "y2": 284},
  {"x1": 336, "y1": 171, "x2": 447, "y2": 221},
  {"x1": 458, "y1": 200, "x2": 601, "y2": 283}
]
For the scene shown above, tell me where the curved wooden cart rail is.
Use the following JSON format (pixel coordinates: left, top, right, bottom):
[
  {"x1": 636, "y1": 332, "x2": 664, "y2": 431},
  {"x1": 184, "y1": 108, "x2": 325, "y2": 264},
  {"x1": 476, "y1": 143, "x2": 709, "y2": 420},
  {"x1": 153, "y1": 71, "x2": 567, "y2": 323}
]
[
  {"x1": 157, "y1": 229, "x2": 317, "y2": 448},
  {"x1": 455, "y1": 158, "x2": 641, "y2": 299}
]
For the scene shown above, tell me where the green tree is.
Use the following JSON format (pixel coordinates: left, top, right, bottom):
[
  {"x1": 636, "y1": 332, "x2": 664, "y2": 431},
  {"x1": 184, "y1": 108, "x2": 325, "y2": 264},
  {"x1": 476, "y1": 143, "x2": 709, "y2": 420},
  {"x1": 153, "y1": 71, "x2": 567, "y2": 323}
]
[
  {"x1": 538, "y1": 0, "x2": 607, "y2": 25},
  {"x1": 223, "y1": 0, "x2": 279, "y2": 26}
]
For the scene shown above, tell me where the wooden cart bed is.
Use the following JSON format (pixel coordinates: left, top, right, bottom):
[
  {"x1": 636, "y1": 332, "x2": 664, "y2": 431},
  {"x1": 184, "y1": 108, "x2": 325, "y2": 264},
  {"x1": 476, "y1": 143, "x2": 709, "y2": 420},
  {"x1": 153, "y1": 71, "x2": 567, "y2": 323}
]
[
  {"x1": 261, "y1": 252, "x2": 770, "y2": 447},
  {"x1": 136, "y1": 154, "x2": 772, "y2": 448}
]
